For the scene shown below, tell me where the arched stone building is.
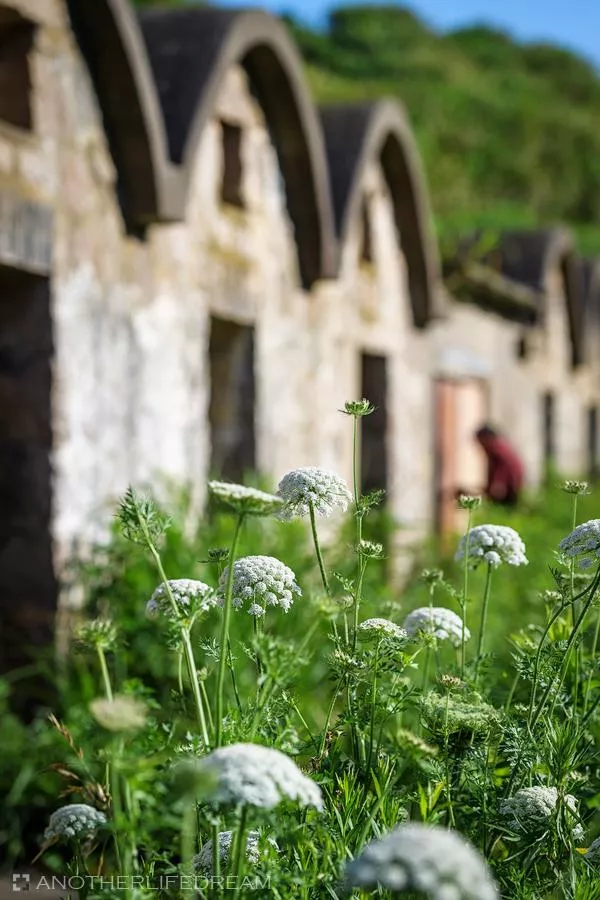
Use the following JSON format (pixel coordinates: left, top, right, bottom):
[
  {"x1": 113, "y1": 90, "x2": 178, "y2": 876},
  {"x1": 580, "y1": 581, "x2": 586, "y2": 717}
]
[{"x1": 0, "y1": 0, "x2": 597, "y2": 668}]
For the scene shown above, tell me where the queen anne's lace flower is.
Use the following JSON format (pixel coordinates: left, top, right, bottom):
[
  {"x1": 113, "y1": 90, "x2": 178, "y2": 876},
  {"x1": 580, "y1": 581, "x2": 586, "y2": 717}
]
[
  {"x1": 208, "y1": 481, "x2": 283, "y2": 516},
  {"x1": 276, "y1": 467, "x2": 352, "y2": 520},
  {"x1": 44, "y1": 804, "x2": 107, "y2": 842},
  {"x1": 359, "y1": 618, "x2": 408, "y2": 641},
  {"x1": 559, "y1": 519, "x2": 600, "y2": 569},
  {"x1": 193, "y1": 743, "x2": 323, "y2": 810},
  {"x1": 146, "y1": 579, "x2": 216, "y2": 620},
  {"x1": 89, "y1": 695, "x2": 147, "y2": 732},
  {"x1": 422, "y1": 692, "x2": 500, "y2": 738},
  {"x1": 344, "y1": 823, "x2": 498, "y2": 899},
  {"x1": 218, "y1": 556, "x2": 301, "y2": 614},
  {"x1": 193, "y1": 831, "x2": 278, "y2": 873},
  {"x1": 403, "y1": 607, "x2": 469, "y2": 648},
  {"x1": 500, "y1": 787, "x2": 584, "y2": 841},
  {"x1": 455, "y1": 524, "x2": 528, "y2": 568}
]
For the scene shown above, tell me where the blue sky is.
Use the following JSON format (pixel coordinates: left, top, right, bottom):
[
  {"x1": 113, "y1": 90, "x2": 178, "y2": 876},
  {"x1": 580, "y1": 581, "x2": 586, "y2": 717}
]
[{"x1": 214, "y1": 0, "x2": 600, "y2": 69}]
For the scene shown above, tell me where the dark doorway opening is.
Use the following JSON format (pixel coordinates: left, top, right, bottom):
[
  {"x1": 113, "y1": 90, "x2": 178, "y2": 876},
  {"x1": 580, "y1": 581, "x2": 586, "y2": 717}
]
[
  {"x1": 0, "y1": 266, "x2": 55, "y2": 705},
  {"x1": 208, "y1": 317, "x2": 255, "y2": 481},
  {"x1": 220, "y1": 121, "x2": 244, "y2": 209},
  {"x1": 360, "y1": 353, "x2": 388, "y2": 496},
  {"x1": 542, "y1": 391, "x2": 555, "y2": 472}
]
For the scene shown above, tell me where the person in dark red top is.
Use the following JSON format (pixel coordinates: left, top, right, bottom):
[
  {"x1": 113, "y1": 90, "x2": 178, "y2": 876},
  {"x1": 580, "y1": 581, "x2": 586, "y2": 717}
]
[{"x1": 474, "y1": 425, "x2": 524, "y2": 507}]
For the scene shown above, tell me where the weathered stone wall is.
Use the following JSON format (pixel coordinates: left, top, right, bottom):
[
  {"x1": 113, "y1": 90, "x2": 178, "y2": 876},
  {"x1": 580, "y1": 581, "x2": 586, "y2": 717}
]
[{"x1": 0, "y1": 0, "x2": 598, "y2": 625}]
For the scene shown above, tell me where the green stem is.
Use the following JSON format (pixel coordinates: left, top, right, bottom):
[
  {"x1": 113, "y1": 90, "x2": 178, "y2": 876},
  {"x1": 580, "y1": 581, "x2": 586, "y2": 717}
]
[
  {"x1": 444, "y1": 691, "x2": 456, "y2": 826},
  {"x1": 97, "y1": 646, "x2": 113, "y2": 701},
  {"x1": 309, "y1": 500, "x2": 329, "y2": 595},
  {"x1": 232, "y1": 806, "x2": 249, "y2": 897},
  {"x1": 474, "y1": 564, "x2": 493, "y2": 684},
  {"x1": 319, "y1": 680, "x2": 342, "y2": 760},
  {"x1": 181, "y1": 628, "x2": 211, "y2": 749},
  {"x1": 571, "y1": 495, "x2": 580, "y2": 708},
  {"x1": 147, "y1": 541, "x2": 210, "y2": 747},
  {"x1": 530, "y1": 567, "x2": 600, "y2": 733},
  {"x1": 366, "y1": 639, "x2": 381, "y2": 774},
  {"x1": 461, "y1": 509, "x2": 473, "y2": 679},
  {"x1": 583, "y1": 611, "x2": 600, "y2": 715},
  {"x1": 212, "y1": 821, "x2": 221, "y2": 896},
  {"x1": 180, "y1": 802, "x2": 196, "y2": 898},
  {"x1": 351, "y1": 415, "x2": 363, "y2": 653},
  {"x1": 227, "y1": 639, "x2": 242, "y2": 714},
  {"x1": 215, "y1": 513, "x2": 245, "y2": 748}
]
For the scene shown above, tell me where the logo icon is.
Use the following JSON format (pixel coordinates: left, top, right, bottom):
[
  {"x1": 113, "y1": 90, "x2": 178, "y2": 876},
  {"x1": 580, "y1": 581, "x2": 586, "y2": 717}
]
[{"x1": 12, "y1": 874, "x2": 30, "y2": 892}]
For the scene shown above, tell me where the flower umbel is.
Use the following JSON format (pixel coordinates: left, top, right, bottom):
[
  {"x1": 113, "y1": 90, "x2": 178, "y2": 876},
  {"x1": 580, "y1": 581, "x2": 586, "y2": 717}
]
[
  {"x1": 403, "y1": 607, "x2": 470, "y2": 648},
  {"x1": 44, "y1": 805, "x2": 107, "y2": 843},
  {"x1": 341, "y1": 399, "x2": 375, "y2": 417},
  {"x1": 562, "y1": 480, "x2": 590, "y2": 495},
  {"x1": 358, "y1": 618, "x2": 408, "y2": 641},
  {"x1": 500, "y1": 786, "x2": 584, "y2": 841},
  {"x1": 276, "y1": 467, "x2": 352, "y2": 520},
  {"x1": 455, "y1": 524, "x2": 528, "y2": 568},
  {"x1": 344, "y1": 823, "x2": 498, "y2": 899},
  {"x1": 191, "y1": 743, "x2": 323, "y2": 810},
  {"x1": 559, "y1": 519, "x2": 600, "y2": 569},
  {"x1": 193, "y1": 831, "x2": 278, "y2": 873},
  {"x1": 207, "y1": 481, "x2": 283, "y2": 516},
  {"x1": 218, "y1": 556, "x2": 301, "y2": 614},
  {"x1": 146, "y1": 579, "x2": 216, "y2": 620},
  {"x1": 75, "y1": 618, "x2": 117, "y2": 651},
  {"x1": 89, "y1": 695, "x2": 147, "y2": 732}
]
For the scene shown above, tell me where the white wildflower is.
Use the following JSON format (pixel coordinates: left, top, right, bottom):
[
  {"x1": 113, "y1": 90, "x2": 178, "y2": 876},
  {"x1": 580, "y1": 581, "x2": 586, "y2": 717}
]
[
  {"x1": 500, "y1": 786, "x2": 584, "y2": 840},
  {"x1": 193, "y1": 831, "x2": 278, "y2": 873},
  {"x1": 208, "y1": 481, "x2": 282, "y2": 516},
  {"x1": 344, "y1": 823, "x2": 498, "y2": 899},
  {"x1": 193, "y1": 742, "x2": 323, "y2": 810},
  {"x1": 276, "y1": 467, "x2": 352, "y2": 520},
  {"x1": 403, "y1": 607, "x2": 469, "y2": 648},
  {"x1": 89, "y1": 695, "x2": 147, "y2": 732},
  {"x1": 146, "y1": 579, "x2": 216, "y2": 620},
  {"x1": 455, "y1": 524, "x2": 528, "y2": 568},
  {"x1": 359, "y1": 618, "x2": 408, "y2": 641},
  {"x1": 559, "y1": 519, "x2": 600, "y2": 570},
  {"x1": 44, "y1": 804, "x2": 107, "y2": 842},
  {"x1": 218, "y1": 556, "x2": 301, "y2": 614}
]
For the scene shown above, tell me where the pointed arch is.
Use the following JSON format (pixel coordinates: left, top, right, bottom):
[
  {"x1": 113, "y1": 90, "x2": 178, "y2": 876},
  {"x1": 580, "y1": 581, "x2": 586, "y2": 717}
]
[
  {"x1": 319, "y1": 100, "x2": 442, "y2": 328},
  {"x1": 138, "y1": 7, "x2": 336, "y2": 289}
]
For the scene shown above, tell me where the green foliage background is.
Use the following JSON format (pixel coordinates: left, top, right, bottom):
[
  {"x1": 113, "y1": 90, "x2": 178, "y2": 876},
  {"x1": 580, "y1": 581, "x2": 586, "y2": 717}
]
[{"x1": 132, "y1": 0, "x2": 600, "y2": 255}]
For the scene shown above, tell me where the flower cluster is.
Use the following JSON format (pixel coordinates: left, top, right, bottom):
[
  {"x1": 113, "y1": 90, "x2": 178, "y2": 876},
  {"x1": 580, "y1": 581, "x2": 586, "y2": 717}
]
[
  {"x1": 89, "y1": 695, "x2": 147, "y2": 732},
  {"x1": 192, "y1": 743, "x2": 323, "y2": 810},
  {"x1": 358, "y1": 618, "x2": 408, "y2": 641},
  {"x1": 403, "y1": 607, "x2": 469, "y2": 648},
  {"x1": 455, "y1": 524, "x2": 528, "y2": 568},
  {"x1": 193, "y1": 831, "x2": 278, "y2": 873},
  {"x1": 207, "y1": 481, "x2": 283, "y2": 516},
  {"x1": 422, "y1": 692, "x2": 500, "y2": 739},
  {"x1": 500, "y1": 787, "x2": 584, "y2": 841},
  {"x1": 559, "y1": 519, "x2": 600, "y2": 570},
  {"x1": 146, "y1": 579, "x2": 216, "y2": 620},
  {"x1": 44, "y1": 805, "x2": 107, "y2": 842},
  {"x1": 75, "y1": 618, "x2": 117, "y2": 651},
  {"x1": 344, "y1": 824, "x2": 498, "y2": 899},
  {"x1": 218, "y1": 556, "x2": 301, "y2": 615},
  {"x1": 276, "y1": 467, "x2": 352, "y2": 520}
]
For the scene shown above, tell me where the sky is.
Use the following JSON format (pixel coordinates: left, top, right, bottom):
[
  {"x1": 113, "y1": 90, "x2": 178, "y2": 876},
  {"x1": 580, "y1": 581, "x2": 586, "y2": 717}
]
[{"x1": 214, "y1": 0, "x2": 600, "y2": 69}]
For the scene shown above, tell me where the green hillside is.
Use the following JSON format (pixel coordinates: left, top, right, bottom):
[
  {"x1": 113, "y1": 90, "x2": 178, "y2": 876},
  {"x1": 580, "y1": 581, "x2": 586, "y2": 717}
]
[{"x1": 133, "y1": 0, "x2": 600, "y2": 256}]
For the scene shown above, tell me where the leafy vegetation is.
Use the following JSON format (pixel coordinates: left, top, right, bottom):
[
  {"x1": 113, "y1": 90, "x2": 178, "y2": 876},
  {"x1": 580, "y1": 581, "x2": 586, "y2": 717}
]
[{"x1": 5, "y1": 402, "x2": 600, "y2": 897}]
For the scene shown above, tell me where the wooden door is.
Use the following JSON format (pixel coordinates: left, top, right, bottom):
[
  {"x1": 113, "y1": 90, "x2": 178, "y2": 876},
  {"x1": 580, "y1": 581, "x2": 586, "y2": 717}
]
[{"x1": 434, "y1": 378, "x2": 488, "y2": 539}]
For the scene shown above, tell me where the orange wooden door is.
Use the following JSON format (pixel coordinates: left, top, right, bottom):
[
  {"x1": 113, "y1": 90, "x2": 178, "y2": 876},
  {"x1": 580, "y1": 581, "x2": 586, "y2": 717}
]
[{"x1": 434, "y1": 378, "x2": 488, "y2": 540}]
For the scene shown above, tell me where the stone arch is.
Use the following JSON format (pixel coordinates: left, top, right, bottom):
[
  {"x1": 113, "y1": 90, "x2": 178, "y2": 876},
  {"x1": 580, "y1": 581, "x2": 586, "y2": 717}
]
[
  {"x1": 65, "y1": 0, "x2": 181, "y2": 231},
  {"x1": 137, "y1": 7, "x2": 336, "y2": 289},
  {"x1": 498, "y1": 228, "x2": 584, "y2": 367},
  {"x1": 319, "y1": 99, "x2": 442, "y2": 328}
]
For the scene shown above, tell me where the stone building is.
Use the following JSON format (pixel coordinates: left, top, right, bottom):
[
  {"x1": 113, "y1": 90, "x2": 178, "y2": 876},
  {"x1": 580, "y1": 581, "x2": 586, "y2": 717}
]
[{"x1": 0, "y1": 0, "x2": 597, "y2": 669}]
